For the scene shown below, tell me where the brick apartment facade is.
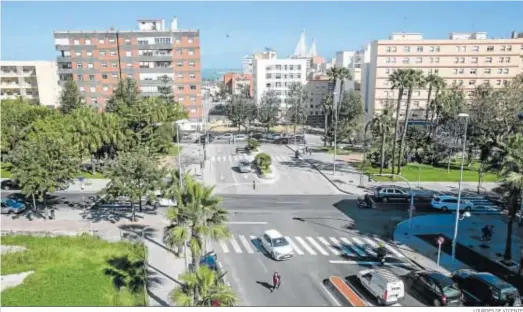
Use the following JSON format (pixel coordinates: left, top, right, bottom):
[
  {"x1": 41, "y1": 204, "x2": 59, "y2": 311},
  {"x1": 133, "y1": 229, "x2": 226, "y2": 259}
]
[{"x1": 54, "y1": 18, "x2": 202, "y2": 120}]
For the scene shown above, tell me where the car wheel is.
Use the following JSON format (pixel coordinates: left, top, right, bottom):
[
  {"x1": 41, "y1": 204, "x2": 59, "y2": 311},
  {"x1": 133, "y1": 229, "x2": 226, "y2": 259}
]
[
  {"x1": 383, "y1": 197, "x2": 389, "y2": 203},
  {"x1": 433, "y1": 299, "x2": 442, "y2": 307},
  {"x1": 442, "y1": 206, "x2": 448, "y2": 212}
]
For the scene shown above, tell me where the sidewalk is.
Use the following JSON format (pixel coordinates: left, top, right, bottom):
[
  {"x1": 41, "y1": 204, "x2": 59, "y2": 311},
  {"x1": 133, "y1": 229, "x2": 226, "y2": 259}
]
[
  {"x1": 393, "y1": 214, "x2": 522, "y2": 275},
  {"x1": 0, "y1": 216, "x2": 186, "y2": 307}
]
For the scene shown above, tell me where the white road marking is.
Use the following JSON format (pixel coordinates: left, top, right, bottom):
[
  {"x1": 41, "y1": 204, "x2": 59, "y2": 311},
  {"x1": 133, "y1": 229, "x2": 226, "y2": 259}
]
[
  {"x1": 228, "y1": 155, "x2": 232, "y2": 162},
  {"x1": 281, "y1": 156, "x2": 290, "y2": 162},
  {"x1": 226, "y1": 221, "x2": 268, "y2": 225},
  {"x1": 257, "y1": 257, "x2": 268, "y2": 273},
  {"x1": 238, "y1": 235, "x2": 254, "y2": 254},
  {"x1": 243, "y1": 174, "x2": 249, "y2": 180},
  {"x1": 340, "y1": 237, "x2": 367, "y2": 257},
  {"x1": 229, "y1": 237, "x2": 242, "y2": 253},
  {"x1": 362, "y1": 237, "x2": 379, "y2": 248},
  {"x1": 306, "y1": 237, "x2": 329, "y2": 256},
  {"x1": 329, "y1": 237, "x2": 354, "y2": 256},
  {"x1": 318, "y1": 237, "x2": 341, "y2": 255},
  {"x1": 320, "y1": 282, "x2": 342, "y2": 307},
  {"x1": 285, "y1": 236, "x2": 304, "y2": 255},
  {"x1": 233, "y1": 156, "x2": 239, "y2": 162},
  {"x1": 295, "y1": 236, "x2": 317, "y2": 255},
  {"x1": 211, "y1": 156, "x2": 216, "y2": 162},
  {"x1": 219, "y1": 240, "x2": 230, "y2": 253},
  {"x1": 352, "y1": 237, "x2": 376, "y2": 256},
  {"x1": 374, "y1": 237, "x2": 405, "y2": 258}
]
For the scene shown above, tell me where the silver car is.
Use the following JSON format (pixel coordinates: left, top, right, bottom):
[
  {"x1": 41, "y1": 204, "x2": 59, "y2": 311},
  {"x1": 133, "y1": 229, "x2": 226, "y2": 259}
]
[
  {"x1": 238, "y1": 160, "x2": 252, "y2": 173},
  {"x1": 234, "y1": 134, "x2": 247, "y2": 141}
]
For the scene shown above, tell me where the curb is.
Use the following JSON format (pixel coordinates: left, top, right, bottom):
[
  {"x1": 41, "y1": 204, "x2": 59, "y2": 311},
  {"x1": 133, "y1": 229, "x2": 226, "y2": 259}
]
[{"x1": 284, "y1": 144, "x2": 355, "y2": 195}]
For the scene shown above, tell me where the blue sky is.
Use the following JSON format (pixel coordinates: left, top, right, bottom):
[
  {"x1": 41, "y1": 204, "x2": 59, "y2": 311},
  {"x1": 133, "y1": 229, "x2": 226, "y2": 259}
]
[{"x1": 2, "y1": 1, "x2": 522, "y2": 69}]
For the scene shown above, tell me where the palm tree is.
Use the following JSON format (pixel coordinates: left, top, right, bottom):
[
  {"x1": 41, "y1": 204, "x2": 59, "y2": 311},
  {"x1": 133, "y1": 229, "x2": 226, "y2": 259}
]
[
  {"x1": 498, "y1": 133, "x2": 523, "y2": 263},
  {"x1": 171, "y1": 265, "x2": 237, "y2": 306},
  {"x1": 388, "y1": 69, "x2": 409, "y2": 175},
  {"x1": 320, "y1": 95, "x2": 333, "y2": 146},
  {"x1": 369, "y1": 104, "x2": 394, "y2": 174},
  {"x1": 397, "y1": 69, "x2": 425, "y2": 175}
]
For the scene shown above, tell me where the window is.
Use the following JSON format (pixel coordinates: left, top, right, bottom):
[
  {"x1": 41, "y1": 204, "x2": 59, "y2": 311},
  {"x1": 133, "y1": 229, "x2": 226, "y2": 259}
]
[
  {"x1": 487, "y1": 46, "x2": 494, "y2": 52},
  {"x1": 483, "y1": 80, "x2": 489, "y2": 85},
  {"x1": 190, "y1": 97, "x2": 196, "y2": 102},
  {"x1": 75, "y1": 51, "x2": 81, "y2": 56},
  {"x1": 99, "y1": 39, "x2": 105, "y2": 44},
  {"x1": 506, "y1": 57, "x2": 511, "y2": 63},
  {"x1": 126, "y1": 51, "x2": 132, "y2": 57},
  {"x1": 90, "y1": 86, "x2": 96, "y2": 92},
  {"x1": 414, "y1": 91, "x2": 420, "y2": 96},
  {"x1": 386, "y1": 46, "x2": 392, "y2": 52},
  {"x1": 500, "y1": 45, "x2": 506, "y2": 52},
  {"x1": 429, "y1": 46, "x2": 435, "y2": 52},
  {"x1": 499, "y1": 57, "x2": 504, "y2": 63},
  {"x1": 413, "y1": 100, "x2": 420, "y2": 107},
  {"x1": 177, "y1": 73, "x2": 183, "y2": 78},
  {"x1": 470, "y1": 69, "x2": 476, "y2": 74},
  {"x1": 101, "y1": 62, "x2": 107, "y2": 68},
  {"x1": 111, "y1": 62, "x2": 117, "y2": 68},
  {"x1": 73, "y1": 39, "x2": 80, "y2": 45},
  {"x1": 189, "y1": 61, "x2": 195, "y2": 67},
  {"x1": 89, "y1": 75, "x2": 95, "y2": 81},
  {"x1": 188, "y1": 49, "x2": 194, "y2": 56},
  {"x1": 100, "y1": 51, "x2": 106, "y2": 56},
  {"x1": 125, "y1": 39, "x2": 131, "y2": 44},
  {"x1": 103, "y1": 85, "x2": 109, "y2": 91},
  {"x1": 155, "y1": 37, "x2": 171, "y2": 44},
  {"x1": 453, "y1": 69, "x2": 458, "y2": 74},
  {"x1": 178, "y1": 96, "x2": 184, "y2": 102},
  {"x1": 484, "y1": 68, "x2": 491, "y2": 74},
  {"x1": 87, "y1": 63, "x2": 93, "y2": 69},
  {"x1": 497, "y1": 68, "x2": 503, "y2": 74},
  {"x1": 458, "y1": 68, "x2": 464, "y2": 74},
  {"x1": 496, "y1": 80, "x2": 501, "y2": 86},
  {"x1": 178, "y1": 86, "x2": 184, "y2": 91},
  {"x1": 385, "y1": 69, "x2": 390, "y2": 74},
  {"x1": 458, "y1": 80, "x2": 463, "y2": 85},
  {"x1": 87, "y1": 51, "x2": 92, "y2": 57},
  {"x1": 91, "y1": 98, "x2": 98, "y2": 104},
  {"x1": 77, "y1": 63, "x2": 83, "y2": 69},
  {"x1": 403, "y1": 46, "x2": 410, "y2": 52},
  {"x1": 469, "y1": 80, "x2": 476, "y2": 85},
  {"x1": 385, "y1": 57, "x2": 391, "y2": 64},
  {"x1": 504, "y1": 68, "x2": 509, "y2": 74},
  {"x1": 177, "y1": 61, "x2": 183, "y2": 67},
  {"x1": 383, "y1": 80, "x2": 390, "y2": 87},
  {"x1": 486, "y1": 57, "x2": 492, "y2": 63},
  {"x1": 109, "y1": 39, "x2": 115, "y2": 44},
  {"x1": 111, "y1": 74, "x2": 118, "y2": 79},
  {"x1": 472, "y1": 46, "x2": 479, "y2": 52},
  {"x1": 190, "y1": 85, "x2": 197, "y2": 90},
  {"x1": 402, "y1": 57, "x2": 409, "y2": 64},
  {"x1": 429, "y1": 57, "x2": 434, "y2": 64},
  {"x1": 471, "y1": 57, "x2": 478, "y2": 63},
  {"x1": 189, "y1": 73, "x2": 196, "y2": 79},
  {"x1": 79, "y1": 86, "x2": 85, "y2": 92},
  {"x1": 77, "y1": 74, "x2": 83, "y2": 81},
  {"x1": 434, "y1": 69, "x2": 439, "y2": 74},
  {"x1": 435, "y1": 46, "x2": 440, "y2": 52},
  {"x1": 188, "y1": 38, "x2": 194, "y2": 43},
  {"x1": 110, "y1": 51, "x2": 116, "y2": 56},
  {"x1": 415, "y1": 57, "x2": 422, "y2": 63},
  {"x1": 507, "y1": 45, "x2": 512, "y2": 51},
  {"x1": 102, "y1": 74, "x2": 108, "y2": 80},
  {"x1": 459, "y1": 57, "x2": 465, "y2": 63},
  {"x1": 138, "y1": 40, "x2": 148, "y2": 45},
  {"x1": 503, "y1": 80, "x2": 509, "y2": 86},
  {"x1": 126, "y1": 63, "x2": 132, "y2": 68},
  {"x1": 175, "y1": 38, "x2": 181, "y2": 44},
  {"x1": 434, "y1": 57, "x2": 440, "y2": 63},
  {"x1": 462, "y1": 46, "x2": 467, "y2": 52},
  {"x1": 85, "y1": 39, "x2": 91, "y2": 45},
  {"x1": 417, "y1": 46, "x2": 423, "y2": 52},
  {"x1": 456, "y1": 46, "x2": 461, "y2": 52}
]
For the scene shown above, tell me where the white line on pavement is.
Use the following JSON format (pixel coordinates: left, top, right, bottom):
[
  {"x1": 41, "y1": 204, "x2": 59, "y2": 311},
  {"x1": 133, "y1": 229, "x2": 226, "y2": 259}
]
[
  {"x1": 320, "y1": 282, "x2": 342, "y2": 307},
  {"x1": 226, "y1": 221, "x2": 268, "y2": 225},
  {"x1": 219, "y1": 240, "x2": 230, "y2": 253},
  {"x1": 352, "y1": 237, "x2": 376, "y2": 257},
  {"x1": 238, "y1": 235, "x2": 254, "y2": 254},
  {"x1": 340, "y1": 237, "x2": 367, "y2": 257},
  {"x1": 306, "y1": 237, "x2": 329, "y2": 256},
  {"x1": 374, "y1": 237, "x2": 405, "y2": 258},
  {"x1": 228, "y1": 156, "x2": 232, "y2": 162},
  {"x1": 211, "y1": 156, "x2": 216, "y2": 162},
  {"x1": 317, "y1": 237, "x2": 341, "y2": 255},
  {"x1": 229, "y1": 237, "x2": 242, "y2": 253},
  {"x1": 257, "y1": 257, "x2": 268, "y2": 273},
  {"x1": 295, "y1": 236, "x2": 316, "y2": 255},
  {"x1": 285, "y1": 236, "x2": 304, "y2": 255},
  {"x1": 329, "y1": 237, "x2": 354, "y2": 256}
]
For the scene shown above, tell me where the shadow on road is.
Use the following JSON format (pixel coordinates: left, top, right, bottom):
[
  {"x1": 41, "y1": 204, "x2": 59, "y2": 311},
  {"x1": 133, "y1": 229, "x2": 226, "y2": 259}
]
[{"x1": 256, "y1": 280, "x2": 274, "y2": 292}]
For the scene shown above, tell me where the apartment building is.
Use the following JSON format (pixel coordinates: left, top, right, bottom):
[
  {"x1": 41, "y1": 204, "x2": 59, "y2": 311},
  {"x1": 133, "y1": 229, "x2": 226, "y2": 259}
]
[
  {"x1": 361, "y1": 31, "x2": 523, "y2": 121},
  {"x1": 253, "y1": 58, "x2": 308, "y2": 108},
  {"x1": 305, "y1": 77, "x2": 355, "y2": 127},
  {"x1": 223, "y1": 72, "x2": 253, "y2": 97},
  {"x1": 0, "y1": 61, "x2": 61, "y2": 107},
  {"x1": 242, "y1": 55, "x2": 254, "y2": 74},
  {"x1": 335, "y1": 50, "x2": 364, "y2": 90},
  {"x1": 53, "y1": 18, "x2": 202, "y2": 120}
]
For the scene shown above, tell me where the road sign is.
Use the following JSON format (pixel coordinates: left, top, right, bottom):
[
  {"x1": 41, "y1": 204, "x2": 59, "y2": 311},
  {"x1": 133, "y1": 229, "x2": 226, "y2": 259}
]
[{"x1": 437, "y1": 236, "x2": 445, "y2": 245}]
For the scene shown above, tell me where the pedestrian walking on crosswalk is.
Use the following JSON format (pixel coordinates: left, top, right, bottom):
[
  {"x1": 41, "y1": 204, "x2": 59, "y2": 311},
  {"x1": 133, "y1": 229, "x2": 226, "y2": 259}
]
[{"x1": 272, "y1": 272, "x2": 281, "y2": 292}]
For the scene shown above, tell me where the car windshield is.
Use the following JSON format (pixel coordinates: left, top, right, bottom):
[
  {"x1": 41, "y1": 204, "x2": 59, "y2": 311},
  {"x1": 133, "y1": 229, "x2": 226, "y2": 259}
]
[
  {"x1": 272, "y1": 237, "x2": 289, "y2": 247},
  {"x1": 240, "y1": 161, "x2": 250, "y2": 166},
  {"x1": 442, "y1": 284, "x2": 461, "y2": 297},
  {"x1": 6, "y1": 199, "x2": 17, "y2": 206}
]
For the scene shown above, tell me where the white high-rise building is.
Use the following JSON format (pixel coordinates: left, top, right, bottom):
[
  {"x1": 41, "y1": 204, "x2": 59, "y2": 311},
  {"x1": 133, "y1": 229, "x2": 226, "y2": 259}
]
[
  {"x1": 335, "y1": 51, "x2": 356, "y2": 68},
  {"x1": 0, "y1": 61, "x2": 61, "y2": 107},
  {"x1": 242, "y1": 55, "x2": 254, "y2": 74},
  {"x1": 253, "y1": 58, "x2": 308, "y2": 107}
]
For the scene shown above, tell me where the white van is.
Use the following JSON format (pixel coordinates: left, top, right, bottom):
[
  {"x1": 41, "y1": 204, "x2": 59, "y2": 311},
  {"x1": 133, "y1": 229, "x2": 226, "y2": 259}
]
[{"x1": 357, "y1": 268, "x2": 405, "y2": 306}]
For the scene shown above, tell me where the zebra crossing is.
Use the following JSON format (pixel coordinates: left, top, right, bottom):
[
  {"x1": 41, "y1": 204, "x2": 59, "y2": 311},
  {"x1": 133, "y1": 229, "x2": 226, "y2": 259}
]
[
  {"x1": 216, "y1": 234, "x2": 405, "y2": 259},
  {"x1": 209, "y1": 155, "x2": 294, "y2": 163}
]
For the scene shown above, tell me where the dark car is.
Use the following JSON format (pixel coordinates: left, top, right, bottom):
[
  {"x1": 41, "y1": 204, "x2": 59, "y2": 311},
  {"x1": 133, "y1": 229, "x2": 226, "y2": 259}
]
[
  {"x1": 375, "y1": 186, "x2": 411, "y2": 203},
  {"x1": 452, "y1": 269, "x2": 521, "y2": 306},
  {"x1": 1, "y1": 179, "x2": 20, "y2": 190},
  {"x1": 405, "y1": 270, "x2": 462, "y2": 306},
  {"x1": 274, "y1": 137, "x2": 290, "y2": 144}
]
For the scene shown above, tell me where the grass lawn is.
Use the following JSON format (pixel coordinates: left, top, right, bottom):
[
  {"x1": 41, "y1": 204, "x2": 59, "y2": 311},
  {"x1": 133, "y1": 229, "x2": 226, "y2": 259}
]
[
  {"x1": 317, "y1": 146, "x2": 353, "y2": 155},
  {"x1": 1, "y1": 162, "x2": 13, "y2": 178},
  {"x1": 1, "y1": 162, "x2": 106, "y2": 179},
  {"x1": 1, "y1": 235, "x2": 146, "y2": 306},
  {"x1": 361, "y1": 162, "x2": 500, "y2": 183}
]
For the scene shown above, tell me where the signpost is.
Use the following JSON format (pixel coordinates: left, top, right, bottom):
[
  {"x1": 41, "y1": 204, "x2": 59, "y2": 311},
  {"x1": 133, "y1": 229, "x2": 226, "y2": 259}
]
[{"x1": 437, "y1": 236, "x2": 445, "y2": 266}]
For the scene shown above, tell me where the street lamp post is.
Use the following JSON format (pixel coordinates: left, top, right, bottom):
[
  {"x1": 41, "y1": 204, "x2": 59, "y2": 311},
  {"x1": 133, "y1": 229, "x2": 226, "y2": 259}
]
[
  {"x1": 371, "y1": 173, "x2": 415, "y2": 228},
  {"x1": 333, "y1": 92, "x2": 339, "y2": 176},
  {"x1": 175, "y1": 123, "x2": 183, "y2": 189},
  {"x1": 452, "y1": 113, "x2": 469, "y2": 262}
]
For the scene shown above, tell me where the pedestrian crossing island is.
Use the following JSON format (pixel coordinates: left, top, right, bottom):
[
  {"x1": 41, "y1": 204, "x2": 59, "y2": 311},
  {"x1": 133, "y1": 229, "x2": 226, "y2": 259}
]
[
  {"x1": 209, "y1": 155, "x2": 295, "y2": 163},
  {"x1": 217, "y1": 235, "x2": 405, "y2": 259}
]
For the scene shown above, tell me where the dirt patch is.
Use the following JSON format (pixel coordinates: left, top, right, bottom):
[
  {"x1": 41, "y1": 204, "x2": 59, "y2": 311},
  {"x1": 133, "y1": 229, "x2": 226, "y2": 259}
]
[{"x1": 1, "y1": 245, "x2": 27, "y2": 255}]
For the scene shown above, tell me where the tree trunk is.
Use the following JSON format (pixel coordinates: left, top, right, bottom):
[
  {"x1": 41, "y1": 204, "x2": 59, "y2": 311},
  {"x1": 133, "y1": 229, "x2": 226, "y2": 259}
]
[
  {"x1": 139, "y1": 196, "x2": 143, "y2": 212},
  {"x1": 503, "y1": 213, "x2": 514, "y2": 262},
  {"x1": 44, "y1": 195, "x2": 49, "y2": 220},
  {"x1": 323, "y1": 112, "x2": 328, "y2": 146},
  {"x1": 391, "y1": 88, "x2": 404, "y2": 175},
  {"x1": 131, "y1": 202, "x2": 136, "y2": 222},
  {"x1": 477, "y1": 162, "x2": 483, "y2": 194},
  {"x1": 32, "y1": 193, "x2": 37, "y2": 210},
  {"x1": 397, "y1": 88, "x2": 413, "y2": 176},
  {"x1": 379, "y1": 131, "x2": 386, "y2": 174},
  {"x1": 425, "y1": 84, "x2": 433, "y2": 133}
]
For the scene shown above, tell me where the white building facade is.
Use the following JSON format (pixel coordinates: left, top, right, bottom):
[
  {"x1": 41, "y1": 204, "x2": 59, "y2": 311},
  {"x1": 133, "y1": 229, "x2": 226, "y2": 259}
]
[
  {"x1": 253, "y1": 58, "x2": 308, "y2": 107},
  {"x1": 242, "y1": 55, "x2": 254, "y2": 74},
  {"x1": 0, "y1": 61, "x2": 61, "y2": 107}
]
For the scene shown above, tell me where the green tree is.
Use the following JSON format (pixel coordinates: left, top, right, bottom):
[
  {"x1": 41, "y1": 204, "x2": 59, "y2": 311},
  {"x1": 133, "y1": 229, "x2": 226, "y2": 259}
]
[
  {"x1": 171, "y1": 265, "x2": 237, "y2": 306},
  {"x1": 368, "y1": 102, "x2": 394, "y2": 174},
  {"x1": 396, "y1": 69, "x2": 425, "y2": 175},
  {"x1": 320, "y1": 95, "x2": 333, "y2": 146},
  {"x1": 335, "y1": 90, "x2": 364, "y2": 143},
  {"x1": 388, "y1": 69, "x2": 409, "y2": 175},
  {"x1": 105, "y1": 78, "x2": 142, "y2": 114},
  {"x1": 10, "y1": 118, "x2": 80, "y2": 218},
  {"x1": 257, "y1": 90, "x2": 280, "y2": 133},
  {"x1": 157, "y1": 75, "x2": 174, "y2": 104},
  {"x1": 255, "y1": 153, "x2": 272, "y2": 171},
  {"x1": 226, "y1": 94, "x2": 251, "y2": 133},
  {"x1": 423, "y1": 74, "x2": 445, "y2": 138},
  {"x1": 59, "y1": 79, "x2": 84, "y2": 114},
  {"x1": 101, "y1": 149, "x2": 163, "y2": 221},
  {"x1": 285, "y1": 82, "x2": 310, "y2": 135}
]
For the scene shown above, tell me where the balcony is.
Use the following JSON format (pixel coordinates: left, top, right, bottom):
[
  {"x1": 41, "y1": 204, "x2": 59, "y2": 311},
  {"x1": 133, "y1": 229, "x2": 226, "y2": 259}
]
[
  {"x1": 57, "y1": 56, "x2": 72, "y2": 62},
  {"x1": 136, "y1": 54, "x2": 172, "y2": 62},
  {"x1": 1, "y1": 71, "x2": 18, "y2": 76}
]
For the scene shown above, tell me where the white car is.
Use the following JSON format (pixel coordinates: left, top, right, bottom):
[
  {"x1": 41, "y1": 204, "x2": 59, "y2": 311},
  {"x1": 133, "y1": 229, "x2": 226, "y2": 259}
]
[
  {"x1": 357, "y1": 269, "x2": 405, "y2": 306},
  {"x1": 238, "y1": 160, "x2": 252, "y2": 173},
  {"x1": 234, "y1": 134, "x2": 247, "y2": 141},
  {"x1": 260, "y1": 229, "x2": 294, "y2": 261},
  {"x1": 431, "y1": 195, "x2": 473, "y2": 212},
  {"x1": 149, "y1": 190, "x2": 177, "y2": 208},
  {"x1": 218, "y1": 133, "x2": 233, "y2": 140}
]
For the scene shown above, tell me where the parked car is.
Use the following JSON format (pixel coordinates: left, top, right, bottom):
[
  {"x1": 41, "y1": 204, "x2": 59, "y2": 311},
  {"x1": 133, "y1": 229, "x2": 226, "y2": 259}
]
[
  {"x1": 259, "y1": 229, "x2": 294, "y2": 261},
  {"x1": 430, "y1": 195, "x2": 473, "y2": 212},
  {"x1": 238, "y1": 160, "x2": 253, "y2": 173},
  {"x1": 1, "y1": 179, "x2": 20, "y2": 190},
  {"x1": 147, "y1": 190, "x2": 177, "y2": 209},
  {"x1": 1, "y1": 198, "x2": 26, "y2": 214},
  {"x1": 218, "y1": 133, "x2": 233, "y2": 140},
  {"x1": 234, "y1": 134, "x2": 248, "y2": 141},
  {"x1": 404, "y1": 270, "x2": 462, "y2": 306},
  {"x1": 274, "y1": 137, "x2": 290, "y2": 144},
  {"x1": 251, "y1": 133, "x2": 263, "y2": 140},
  {"x1": 375, "y1": 186, "x2": 411, "y2": 203},
  {"x1": 452, "y1": 269, "x2": 522, "y2": 306},
  {"x1": 357, "y1": 268, "x2": 405, "y2": 305}
]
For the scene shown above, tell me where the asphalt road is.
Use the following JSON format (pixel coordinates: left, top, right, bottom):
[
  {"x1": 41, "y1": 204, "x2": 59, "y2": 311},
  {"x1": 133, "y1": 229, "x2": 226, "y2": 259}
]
[{"x1": 215, "y1": 195, "x2": 426, "y2": 307}]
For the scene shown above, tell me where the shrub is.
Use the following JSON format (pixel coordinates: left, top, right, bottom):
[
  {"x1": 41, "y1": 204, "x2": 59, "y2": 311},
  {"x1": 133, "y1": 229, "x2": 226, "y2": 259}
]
[
  {"x1": 254, "y1": 153, "x2": 271, "y2": 170},
  {"x1": 247, "y1": 139, "x2": 260, "y2": 151}
]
